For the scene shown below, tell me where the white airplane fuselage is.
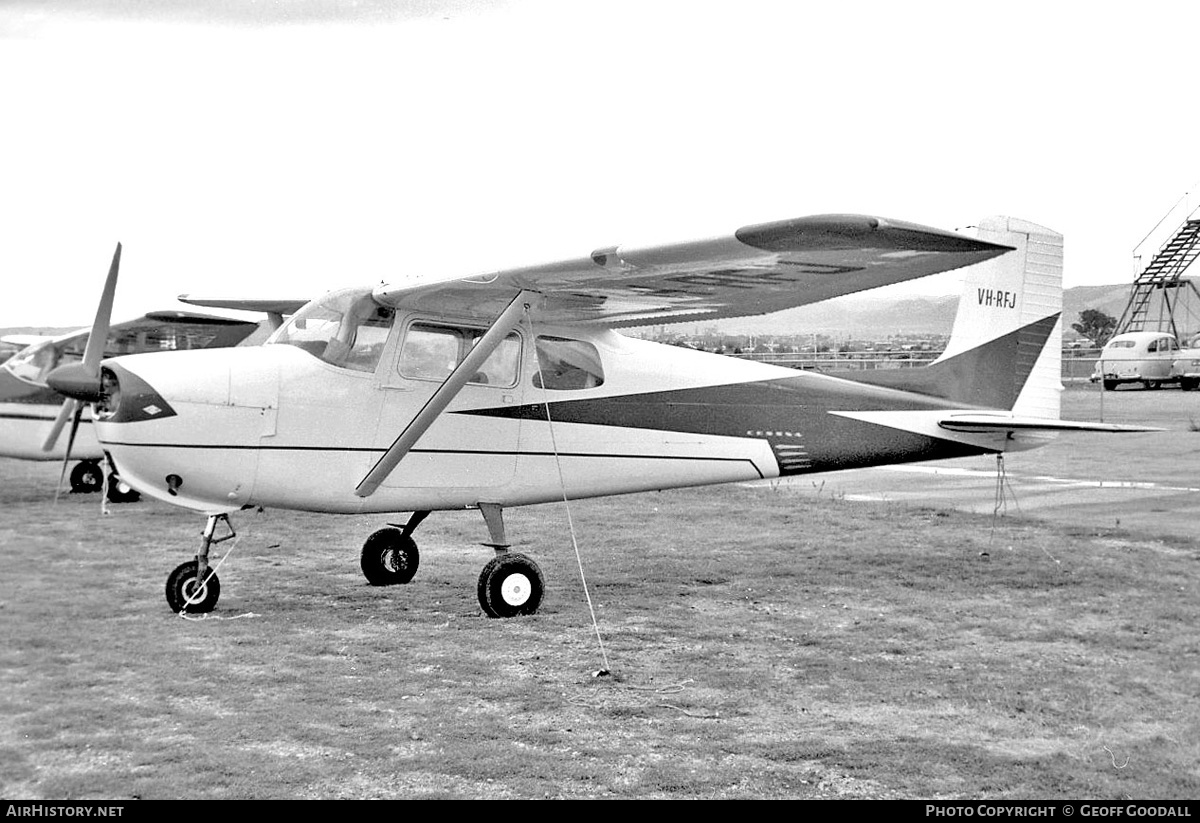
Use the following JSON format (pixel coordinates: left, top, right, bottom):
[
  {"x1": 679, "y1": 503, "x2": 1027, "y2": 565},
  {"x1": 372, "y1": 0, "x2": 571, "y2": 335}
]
[
  {"x1": 0, "y1": 370, "x2": 104, "y2": 461},
  {"x1": 94, "y1": 318, "x2": 1037, "y2": 517}
]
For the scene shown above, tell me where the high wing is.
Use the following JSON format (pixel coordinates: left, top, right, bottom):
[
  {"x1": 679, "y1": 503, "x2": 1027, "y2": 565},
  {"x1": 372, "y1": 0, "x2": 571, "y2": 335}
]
[
  {"x1": 176, "y1": 297, "x2": 310, "y2": 315},
  {"x1": 372, "y1": 214, "x2": 1013, "y2": 327}
]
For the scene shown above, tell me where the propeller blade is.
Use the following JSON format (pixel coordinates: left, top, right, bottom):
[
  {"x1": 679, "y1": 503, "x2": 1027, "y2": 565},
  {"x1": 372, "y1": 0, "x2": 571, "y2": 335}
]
[
  {"x1": 42, "y1": 398, "x2": 76, "y2": 452},
  {"x1": 53, "y1": 401, "x2": 83, "y2": 504},
  {"x1": 45, "y1": 243, "x2": 122, "y2": 405},
  {"x1": 81, "y1": 243, "x2": 121, "y2": 373}
]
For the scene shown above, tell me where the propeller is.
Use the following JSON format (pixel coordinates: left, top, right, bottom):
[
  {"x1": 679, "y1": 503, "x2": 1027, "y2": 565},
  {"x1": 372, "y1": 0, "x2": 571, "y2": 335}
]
[{"x1": 43, "y1": 243, "x2": 122, "y2": 497}]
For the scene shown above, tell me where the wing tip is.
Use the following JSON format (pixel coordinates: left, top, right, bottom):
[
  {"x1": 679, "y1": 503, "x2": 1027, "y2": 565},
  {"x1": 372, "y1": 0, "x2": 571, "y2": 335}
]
[{"x1": 736, "y1": 214, "x2": 1013, "y2": 256}]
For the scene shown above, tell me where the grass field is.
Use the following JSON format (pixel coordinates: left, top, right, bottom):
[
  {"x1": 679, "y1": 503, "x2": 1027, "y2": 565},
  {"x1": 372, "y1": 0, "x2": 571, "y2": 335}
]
[{"x1": 1, "y1": 384, "x2": 1198, "y2": 799}]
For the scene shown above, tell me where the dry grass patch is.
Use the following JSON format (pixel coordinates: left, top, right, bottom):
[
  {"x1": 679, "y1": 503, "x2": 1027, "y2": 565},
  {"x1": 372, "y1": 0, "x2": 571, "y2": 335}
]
[{"x1": 1, "y1": 457, "x2": 1198, "y2": 799}]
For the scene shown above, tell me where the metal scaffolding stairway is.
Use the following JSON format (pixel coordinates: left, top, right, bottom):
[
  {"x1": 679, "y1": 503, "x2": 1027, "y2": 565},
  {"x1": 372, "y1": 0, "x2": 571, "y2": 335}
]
[{"x1": 1115, "y1": 201, "x2": 1200, "y2": 341}]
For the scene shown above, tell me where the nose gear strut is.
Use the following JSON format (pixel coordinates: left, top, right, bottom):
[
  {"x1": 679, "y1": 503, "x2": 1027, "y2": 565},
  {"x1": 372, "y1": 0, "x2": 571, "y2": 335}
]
[{"x1": 166, "y1": 513, "x2": 236, "y2": 613}]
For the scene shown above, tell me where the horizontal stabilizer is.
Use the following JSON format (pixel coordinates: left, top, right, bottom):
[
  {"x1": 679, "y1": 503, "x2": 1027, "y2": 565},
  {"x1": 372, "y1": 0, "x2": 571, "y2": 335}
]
[{"x1": 937, "y1": 414, "x2": 1161, "y2": 434}]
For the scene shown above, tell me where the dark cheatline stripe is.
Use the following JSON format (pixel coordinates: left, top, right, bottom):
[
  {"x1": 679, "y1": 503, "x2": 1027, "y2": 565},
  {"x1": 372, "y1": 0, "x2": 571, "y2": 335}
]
[
  {"x1": 828, "y1": 313, "x2": 1059, "y2": 409},
  {"x1": 457, "y1": 371, "x2": 969, "y2": 438}
]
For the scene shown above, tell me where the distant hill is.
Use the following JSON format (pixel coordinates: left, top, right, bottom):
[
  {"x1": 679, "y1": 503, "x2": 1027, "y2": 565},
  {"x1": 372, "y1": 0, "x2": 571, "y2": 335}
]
[
  {"x1": 0, "y1": 326, "x2": 76, "y2": 338},
  {"x1": 1063, "y1": 284, "x2": 1136, "y2": 323}
]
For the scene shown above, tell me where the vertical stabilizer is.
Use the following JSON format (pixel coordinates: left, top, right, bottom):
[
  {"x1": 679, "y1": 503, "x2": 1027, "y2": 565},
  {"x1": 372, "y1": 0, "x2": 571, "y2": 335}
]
[{"x1": 936, "y1": 217, "x2": 1063, "y2": 418}]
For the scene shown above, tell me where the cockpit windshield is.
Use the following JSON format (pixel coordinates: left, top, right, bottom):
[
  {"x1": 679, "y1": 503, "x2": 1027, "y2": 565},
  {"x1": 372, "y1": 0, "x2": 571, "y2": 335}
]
[
  {"x1": 268, "y1": 287, "x2": 395, "y2": 373},
  {"x1": 3, "y1": 337, "x2": 73, "y2": 385}
]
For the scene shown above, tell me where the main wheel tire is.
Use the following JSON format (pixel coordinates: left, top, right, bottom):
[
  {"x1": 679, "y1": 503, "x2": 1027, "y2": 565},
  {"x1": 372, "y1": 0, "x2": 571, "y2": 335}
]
[
  {"x1": 1103, "y1": 379, "x2": 1119, "y2": 391},
  {"x1": 1182, "y1": 377, "x2": 1200, "y2": 391},
  {"x1": 477, "y1": 553, "x2": 544, "y2": 618},
  {"x1": 69, "y1": 461, "x2": 104, "y2": 494},
  {"x1": 360, "y1": 528, "x2": 420, "y2": 586},
  {"x1": 106, "y1": 472, "x2": 141, "y2": 504},
  {"x1": 165, "y1": 560, "x2": 221, "y2": 613}
]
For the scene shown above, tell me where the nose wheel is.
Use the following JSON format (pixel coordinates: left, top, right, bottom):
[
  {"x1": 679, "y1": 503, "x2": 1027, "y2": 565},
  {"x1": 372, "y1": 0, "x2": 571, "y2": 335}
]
[
  {"x1": 166, "y1": 559, "x2": 221, "y2": 613},
  {"x1": 165, "y1": 514, "x2": 234, "y2": 613},
  {"x1": 105, "y1": 471, "x2": 141, "y2": 504},
  {"x1": 69, "y1": 460, "x2": 104, "y2": 494}
]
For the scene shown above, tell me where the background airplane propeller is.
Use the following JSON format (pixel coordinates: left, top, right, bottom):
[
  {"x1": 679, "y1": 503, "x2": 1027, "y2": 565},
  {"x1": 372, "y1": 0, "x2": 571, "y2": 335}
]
[{"x1": 43, "y1": 243, "x2": 121, "y2": 498}]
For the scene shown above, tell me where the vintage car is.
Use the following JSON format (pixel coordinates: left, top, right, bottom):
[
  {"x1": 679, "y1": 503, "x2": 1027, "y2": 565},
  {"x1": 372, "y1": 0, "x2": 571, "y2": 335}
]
[
  {"x1": 1090, "y1": 331, "x2": 1182, "y2": 390},
  {"x1": 1170, "y1": 333, "x2": 1200, "y2": 391}
]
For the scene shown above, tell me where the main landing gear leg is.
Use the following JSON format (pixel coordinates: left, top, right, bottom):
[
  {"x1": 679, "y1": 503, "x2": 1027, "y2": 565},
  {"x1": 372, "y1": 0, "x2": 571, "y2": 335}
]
[
  {"x1": 165, "y1": 514, "x2": 232, "y2": 613},
  {"x1": 360, "y1": 511, "x2": 428, "y2": 586},
  {"x1": 476, "y1": 503, "x2": 544, "y2": 618}
]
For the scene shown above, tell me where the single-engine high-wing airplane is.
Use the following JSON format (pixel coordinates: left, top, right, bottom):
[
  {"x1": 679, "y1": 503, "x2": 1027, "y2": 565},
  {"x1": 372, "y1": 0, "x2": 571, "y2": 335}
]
[
  {"x1": 0, "y1": 245, "x2": 288, "y2": 502},
  {"x1": 48, "y1": 215, "x2": 1156, "y2": 616}
]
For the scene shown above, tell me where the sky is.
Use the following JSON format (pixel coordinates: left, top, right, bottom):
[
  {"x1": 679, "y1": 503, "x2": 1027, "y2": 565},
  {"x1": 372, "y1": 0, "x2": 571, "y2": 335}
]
[{"x1": 1, "y1": 0, "x2": 1198, "y2": 328}]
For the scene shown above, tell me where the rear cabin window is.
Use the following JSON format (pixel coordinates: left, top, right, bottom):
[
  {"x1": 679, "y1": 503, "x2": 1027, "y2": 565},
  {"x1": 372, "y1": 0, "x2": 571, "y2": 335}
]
[
  {"x1": 398, "y1": 323, "x2": 521, "y2": 387},
  {"x1": 533, "y1": 336, "x2": 604, "y2": 390}
]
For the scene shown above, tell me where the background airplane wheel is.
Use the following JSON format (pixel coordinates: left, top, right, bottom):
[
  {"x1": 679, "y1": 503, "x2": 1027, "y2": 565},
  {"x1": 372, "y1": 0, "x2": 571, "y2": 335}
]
[
  {"x1": 165, "y1": 560, "x2": 221, "y2": 613},
  {"x1": 360, "y1": 528, "x2": 419, "y2": 585},
  {"x1": 477, "y1": 553, "x2": 544, "y2": 618},
  {"x1": 69, "y1": 461, "x2": 104, "y2": 494},
  {"x1": 105, "y1": 472, "x2": 141, "y2": 504}
]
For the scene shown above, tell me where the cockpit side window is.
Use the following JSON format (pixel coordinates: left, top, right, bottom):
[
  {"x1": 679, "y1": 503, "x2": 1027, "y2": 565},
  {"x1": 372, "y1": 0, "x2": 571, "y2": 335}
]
[
  {"x1": 397, "y1": 323, "x2": 521, "y2": 387},
  {"x1": 271, "y1": 289, "x2": 395, "y2": 373},
  {"x1": 533, "y1": 336, "x2": 604, "y2": 390}
]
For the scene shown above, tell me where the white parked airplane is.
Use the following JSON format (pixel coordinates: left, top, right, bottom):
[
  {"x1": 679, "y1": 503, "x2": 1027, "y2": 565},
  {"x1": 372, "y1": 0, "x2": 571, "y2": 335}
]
[
  {"x1": 0, "y1": 246, "x2": 269, "y2": 500},
  {"x1": 48, "y1": 215, "x2": 1154, "y2": 616}
]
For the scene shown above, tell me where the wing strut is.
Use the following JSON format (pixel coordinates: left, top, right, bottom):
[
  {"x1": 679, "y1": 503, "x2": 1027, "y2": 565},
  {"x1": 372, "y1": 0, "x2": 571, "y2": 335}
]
[{"x1": 354, "y1": 289, "x2": 535, "y2": 498}]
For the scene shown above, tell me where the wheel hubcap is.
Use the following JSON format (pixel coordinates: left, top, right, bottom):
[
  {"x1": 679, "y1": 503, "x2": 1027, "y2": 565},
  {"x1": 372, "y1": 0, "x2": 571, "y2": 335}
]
[
  {"x1": 183, "y1": 577, "x2": 208, "y2": 605},
  {"x1": 500, "y1": 572, "x2": 532, "y2": 606}
]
